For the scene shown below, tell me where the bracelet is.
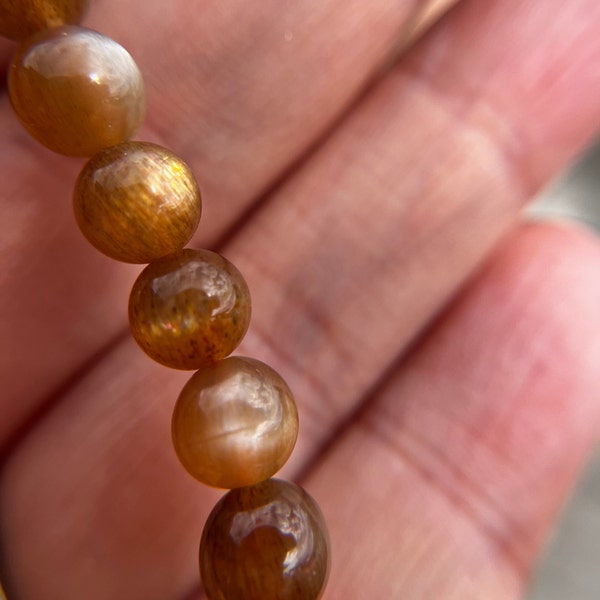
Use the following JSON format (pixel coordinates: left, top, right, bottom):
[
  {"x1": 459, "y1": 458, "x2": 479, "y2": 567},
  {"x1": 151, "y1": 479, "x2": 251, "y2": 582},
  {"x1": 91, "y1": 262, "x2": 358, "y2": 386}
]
[{"x1": 1, "y1": 1, "x2": 330, "y2": 598}]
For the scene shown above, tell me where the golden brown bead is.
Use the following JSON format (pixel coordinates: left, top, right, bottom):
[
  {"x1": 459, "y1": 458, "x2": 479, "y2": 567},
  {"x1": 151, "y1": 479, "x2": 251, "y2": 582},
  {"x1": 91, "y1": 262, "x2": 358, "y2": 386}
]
[
  {"x1": 129, "y1": 249, "x2": 251, "y2": 370},
  {"x1": 8, "y1": 25, "x2": 145, "y2": 156},
  {"x1": 200, "y1": 479, "x2": 330, "y2": 600},
  {"x1": 0, "y1": 0, "x2": 88, "y2": 40},
  {"x1": 73, "y1": 142, "x2": 201, "y2": 263},
  {"x1": 172, "y1": 357, "x2": 298, "y2": 489}
]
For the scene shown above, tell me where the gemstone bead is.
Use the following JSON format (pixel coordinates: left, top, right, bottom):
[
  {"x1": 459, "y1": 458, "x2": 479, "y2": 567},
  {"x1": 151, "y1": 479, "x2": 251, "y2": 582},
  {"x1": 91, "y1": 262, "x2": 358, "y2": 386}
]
[
  {"x1": 129, "y1": 249, "x2": 251, "y2": 370},
  {"x1": 172, "y1": 357, "x2": 298, "y2": 489},
  {"x1": 0, "y1": 0, "x2": 89, "y2": 40},
  {"x1": 8, "y1": 25, "x2": 145, "y2": 156},
  {"x1": 200, "y1": 479, "x2": 330, "y2": 600},
  {"x1": 73, "y1": 142, "x2": 201, "y2": 263}
]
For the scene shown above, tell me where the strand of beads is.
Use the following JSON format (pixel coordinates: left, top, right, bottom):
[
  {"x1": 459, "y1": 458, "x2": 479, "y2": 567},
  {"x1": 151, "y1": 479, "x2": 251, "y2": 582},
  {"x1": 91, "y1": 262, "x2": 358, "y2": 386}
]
[{"x1": 2, "y1": 2, "x2": 330, "y2": 598}]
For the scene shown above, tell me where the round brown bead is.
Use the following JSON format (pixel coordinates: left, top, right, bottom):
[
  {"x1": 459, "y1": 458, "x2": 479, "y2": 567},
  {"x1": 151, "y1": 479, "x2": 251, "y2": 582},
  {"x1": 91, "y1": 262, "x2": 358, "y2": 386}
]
[
  {"x1": 8, "y1": 25, "x2": 145, "y2": 156},
  {"x1": 129, "y1": 249, "x2": 251, "y2": 370},
  {"x1": 74, "y1": 142, "x2": 201, "y2": 263},
  {"x1": 172, "y1": 357, "x2": 298, "y2": 489},
  {"x1": 0, "y1": 0, "x2": 89, "y2": 40},
  {"x1": 200, "y1": 479, "x2": 330, "y2": 600}
]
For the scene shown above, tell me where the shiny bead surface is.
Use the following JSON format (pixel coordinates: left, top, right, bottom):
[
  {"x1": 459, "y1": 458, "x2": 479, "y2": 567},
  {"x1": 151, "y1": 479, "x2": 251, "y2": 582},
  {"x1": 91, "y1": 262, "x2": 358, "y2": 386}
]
[
  {"x1": 74, "y1": 142, "x2": 201, "y2": 263},
  {"x1": 129, "y1": 249, "x2": 251, "y2": 370},
  {"x1": 0, "y1": 0, "x2": 88, "y2": 40},
  {"x1": 9, "y1": 26, "x2": 145, "y2": 156},
  {"x1": 172, "y1": 357, "x2": 298, "y2": 489},
  {"x1": 200, "y1": 479, "x2": 330, "y2": 600}
]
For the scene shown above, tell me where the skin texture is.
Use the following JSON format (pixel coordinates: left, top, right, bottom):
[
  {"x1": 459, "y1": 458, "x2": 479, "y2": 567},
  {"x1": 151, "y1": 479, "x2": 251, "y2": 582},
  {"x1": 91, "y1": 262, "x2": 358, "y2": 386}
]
[{"x1": 1, "y1": 0, "x2": 600, "y2": 599}]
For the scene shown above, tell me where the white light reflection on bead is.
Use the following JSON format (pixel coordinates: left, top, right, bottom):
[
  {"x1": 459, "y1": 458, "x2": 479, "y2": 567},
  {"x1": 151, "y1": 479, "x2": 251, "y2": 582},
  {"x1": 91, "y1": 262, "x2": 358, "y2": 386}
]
[
  {"x1": 151, "y1": 260, "x2": 236, "y2": 317},
  {"x1": 23, "y1": 26, "x2": 143, "y2": 99},
  {"x1": 195, "y1": 363, "x2": 283, "y2": 447},
  {"x1": 93, "y1": 147, "x2": 196, "y2": 214},
  {"x1": 230, "y1": 500, "x2": 314, "y2": 574}
]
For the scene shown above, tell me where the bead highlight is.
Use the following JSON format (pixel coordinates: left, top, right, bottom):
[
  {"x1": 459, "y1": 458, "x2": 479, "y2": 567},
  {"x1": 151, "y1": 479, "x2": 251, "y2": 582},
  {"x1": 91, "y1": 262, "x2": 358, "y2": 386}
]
[{"x1": 200, "y1": 479, "x2": 330, "y2": 600}]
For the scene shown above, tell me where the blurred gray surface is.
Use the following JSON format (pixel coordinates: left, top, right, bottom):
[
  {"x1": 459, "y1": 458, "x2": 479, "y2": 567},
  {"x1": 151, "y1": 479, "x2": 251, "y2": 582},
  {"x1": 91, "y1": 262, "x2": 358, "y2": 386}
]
[
  {"x1": 528, "y1": 453, "x2": 600, "y2": 600},
  {"x1": 530, "y1": 143, "x2": 600, "y2": 231},
  {"x1": 527, "y1": 142, "x2": 600, "y2": 600}
]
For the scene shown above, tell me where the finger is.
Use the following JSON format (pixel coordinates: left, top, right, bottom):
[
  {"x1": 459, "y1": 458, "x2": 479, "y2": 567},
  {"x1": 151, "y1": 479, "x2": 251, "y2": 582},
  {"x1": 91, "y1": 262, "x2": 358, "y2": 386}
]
[
  {"x1": 306, "y1": 222, "x2": 600, "y2": 599},
  {"x1": 3, "y1": 0, "x2": 600, "y2": 450},
  {"x1": 85, "y1": 0, "x2": 455, "y2": 234},
  {"x1": 0, "y1": 1, "x2": 456, "y2": 91},
  {"x1": 1, "y1": 2, "x2": 600, "y2": 599},
  {"x1": 3, "y1": 217, "x2": 600, "y2": 600},
  {"x1": 0, "y1": 0, "x2": 457, "y2": 447}
]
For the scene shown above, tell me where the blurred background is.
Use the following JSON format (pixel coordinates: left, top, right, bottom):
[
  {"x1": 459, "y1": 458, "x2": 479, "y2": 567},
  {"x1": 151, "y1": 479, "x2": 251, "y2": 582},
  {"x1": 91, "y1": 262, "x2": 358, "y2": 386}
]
[{"x1": 527, "y1": 142, "x2": 600, "y2": 599}]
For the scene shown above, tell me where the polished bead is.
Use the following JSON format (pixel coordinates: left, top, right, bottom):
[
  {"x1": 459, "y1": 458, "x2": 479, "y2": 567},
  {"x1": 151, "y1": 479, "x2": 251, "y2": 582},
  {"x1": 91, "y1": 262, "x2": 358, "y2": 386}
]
[
  {"x1": 73, "y1": 142, "x2": 201, "y2": 263},
  {"x1": 0, "y1": 0, "x2": 88, "y2": 40},
  {"x1": 8, "y1": 26, "x2": 145, "y2": 156},
  {"x1": 172, "y1": 357, "x2": 298, "y2": 489},
  {"x1": 200, "y1": 479, "x2": 330, "y2": 600},
  {"x1": 129, "y1": 249, "x2": 251, "y2": 370}
]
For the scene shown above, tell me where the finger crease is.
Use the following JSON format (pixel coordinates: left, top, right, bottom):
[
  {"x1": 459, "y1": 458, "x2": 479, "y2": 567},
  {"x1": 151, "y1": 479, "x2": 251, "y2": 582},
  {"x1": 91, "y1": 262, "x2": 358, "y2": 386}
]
[{"x1": 359, "y1": 411, "x2": 530, "y2": 581}]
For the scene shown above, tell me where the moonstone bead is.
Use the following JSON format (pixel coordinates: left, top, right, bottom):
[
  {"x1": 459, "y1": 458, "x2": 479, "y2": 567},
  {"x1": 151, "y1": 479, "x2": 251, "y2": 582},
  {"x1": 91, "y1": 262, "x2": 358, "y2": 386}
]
[
  {"x1": 129, "y1": 249, "x2": 251, "y2": 370},
  {"x1": 8, "y1": 25, "x2": 145, "y2": 156},
  {"x1": 74, "y1": 142, "x2": 201, "y2": 263},
  {"x1": 200, "y1": 479, "x2": 330, "y2": 600},
  {"x1": 0, "y1": 0, "x2": 88, "y2": 40},
  {"x1": 172, "y1": 357, "x2": 298, "y2": 489}
]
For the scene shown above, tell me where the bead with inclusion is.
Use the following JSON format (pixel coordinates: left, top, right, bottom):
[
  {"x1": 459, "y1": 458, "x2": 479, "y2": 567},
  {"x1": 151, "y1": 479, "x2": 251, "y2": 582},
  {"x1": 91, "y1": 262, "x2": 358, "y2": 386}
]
[
  {"x1": 128, "y1": 249, "x2": 251, "y2": 370},
  {"x1": 200, "y1": 479, "x2": 330, "y2": 600},
  {"x1": 9, "y1": 25, "x2": 145, "y2": 156},
  {"x1": 172, "y1": 357, "x2": 299, "y2": 489},
  {"x1": 74, "y1": 142, "x2": 201, "y2": 263}
]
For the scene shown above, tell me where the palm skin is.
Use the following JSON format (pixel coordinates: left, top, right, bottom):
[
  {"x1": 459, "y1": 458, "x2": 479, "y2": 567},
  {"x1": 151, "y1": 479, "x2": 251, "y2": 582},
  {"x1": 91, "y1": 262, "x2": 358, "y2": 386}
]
[{"x1": 1, "y1": 0, "x2": 600, "y2": 598}]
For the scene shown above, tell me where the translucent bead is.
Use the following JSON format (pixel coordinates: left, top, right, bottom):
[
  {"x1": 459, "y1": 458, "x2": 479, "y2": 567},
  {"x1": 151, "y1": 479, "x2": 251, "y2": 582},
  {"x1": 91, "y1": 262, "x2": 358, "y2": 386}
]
[
  {"x1": 0, "y1": 0, "x2": 88, "y2": 40},
  {"x1": 8, "y1": 25, "x2": 145, "y2": 156},
  {"x1": 172, "y1": 357, "x2": 298, "y2": 489},
  {"x1": 200, "y1": 479, "x2": 330, "y2": 600},
  {"x1": 129, "y1": 249, "x2": 251, "y2": 370},
  {"x1": 73, "y1": 142, "x2": 201, "y2": 263}
]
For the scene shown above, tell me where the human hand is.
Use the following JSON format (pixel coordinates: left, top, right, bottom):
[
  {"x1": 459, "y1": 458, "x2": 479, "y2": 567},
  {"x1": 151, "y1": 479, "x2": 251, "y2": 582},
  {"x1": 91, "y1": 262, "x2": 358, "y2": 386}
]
[{"x1": 1, "y1": 0, "x2": 600, "y2": 598}]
